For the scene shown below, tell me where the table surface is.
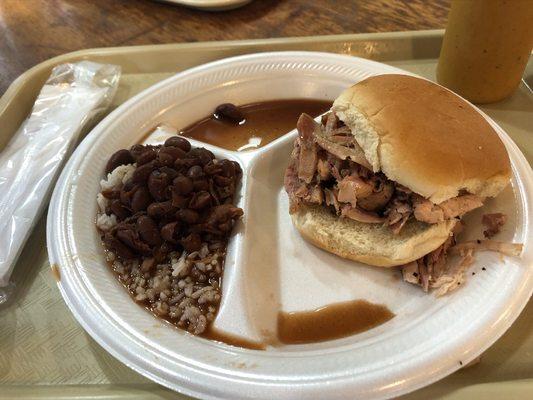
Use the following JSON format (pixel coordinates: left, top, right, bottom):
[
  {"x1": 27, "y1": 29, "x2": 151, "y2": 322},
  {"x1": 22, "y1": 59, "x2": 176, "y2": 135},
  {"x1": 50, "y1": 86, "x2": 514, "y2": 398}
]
[{"x1": 0, "y1": 0, "x2": 450, "y2": 95}]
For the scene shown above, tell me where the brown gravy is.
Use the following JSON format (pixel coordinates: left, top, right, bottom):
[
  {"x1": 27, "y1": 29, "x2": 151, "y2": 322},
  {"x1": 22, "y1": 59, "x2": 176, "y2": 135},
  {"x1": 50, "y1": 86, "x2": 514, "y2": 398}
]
[
  {"x1": 181, "y1": 99, "x2": 331, "y2": 151},
  {"x1": 50, "y1": 263, "x2": 61, "y2": 282},
  {"x1": 203, "y1": 327, "x2": 267, "y2": 351},
  {"x1": 277, "y1": 300, "x2": 394, "y2": 345}
]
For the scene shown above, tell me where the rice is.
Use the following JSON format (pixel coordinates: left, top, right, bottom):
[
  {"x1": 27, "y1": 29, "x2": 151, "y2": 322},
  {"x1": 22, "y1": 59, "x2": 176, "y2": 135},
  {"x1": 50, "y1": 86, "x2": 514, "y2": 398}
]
[
  {"x1": 96, "y1": 213, "x2": 117, "y2": 232},
  {"x1": 99, "y1": 164, "x2": 135, "y2": 191},
  {"x1": 106, "y1": 239, "x2": 224, "y2": 335}
]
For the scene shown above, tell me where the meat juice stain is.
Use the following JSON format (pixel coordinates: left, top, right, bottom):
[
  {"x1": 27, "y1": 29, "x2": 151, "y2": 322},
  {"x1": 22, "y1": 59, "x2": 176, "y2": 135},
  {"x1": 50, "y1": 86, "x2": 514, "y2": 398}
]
[
  {"x1": 181, "y1": 99, "x2": 331, "y2": 151},
  {"x1": 277, "y1": 300, "x2": 394, "y2": 345},
  {"x1": 50, "y1": 263, "x2": 61, "y2": 282},
  {"x1": 202, "y1": 327, "x2": 267, "y2": 351}
]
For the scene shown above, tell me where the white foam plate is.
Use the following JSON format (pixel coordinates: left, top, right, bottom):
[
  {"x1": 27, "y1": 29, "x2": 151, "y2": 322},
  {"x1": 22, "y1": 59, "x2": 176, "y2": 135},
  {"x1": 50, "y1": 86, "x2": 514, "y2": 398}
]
[{"x1": 47, "y1": 52, "x2": 533, "y2": 400}]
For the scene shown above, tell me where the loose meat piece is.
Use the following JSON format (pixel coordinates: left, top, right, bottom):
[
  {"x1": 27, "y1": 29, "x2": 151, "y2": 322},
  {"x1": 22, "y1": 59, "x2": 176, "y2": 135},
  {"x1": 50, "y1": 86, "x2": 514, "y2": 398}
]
[
  {"x1": 401, "y1": 222, "x2": 462, "y2": 291},
  {"x1": 284, "y1": 156, "x2": 305, "y2": 213},
  {"x1": 329, "y1": 156, "x2": 344, "y2": 181},
  {"x1": 482, "y1": 213, "x2": 507, "y2": 238},
  {"x1": 402, "y1": 223, "x2": 523, "y2": 296},
  {"x1": 314, "y1": 131, "x2": 371, "y2": 170},
  {"x1": 439, "y1": 194, "x2": 484, "y2": 219},
  {"x1": 401, "y1": 261, "x2": 420, "y2": 285},
  {"x1": 413, "y1": 194, "x2": 483, "y2": 224},
  {"x1": 324, "y1": 112, "x2": 338, "y2": 135},
  {"x1": 337, "y1": 175, "x2": 373, "y2": 207},
  {"x1": 421, "y1": 231, "x2": 457, "y2": 290},
  {"x1": 331, "y1": 126, "x2": 352, "y2": 136},
  {"x1": 296, "y1": 114, "x2": 319, "y2": 183},
  {"x1": 384, "y1": 190, "x2": 413, "y2": 234},
  {"x1": 341, "y1": 205, "x2": 385, "y2": 223},
  {"x1": 450, "y1": 240, "x2": 523, "y2": 257},
  {"x1": 413, "y1": 196, "x2": 445, "y2": 224},
  {"x1": 330, "y1": 132, "x2": 354, "y2": 145},
  {"x1": 312, "y1": 112, "x2": 372, "y2": 169},
  {"x1": 324, "y1": 188, "x2": 340, "y2": 213},
  {"x1": 357, "y1": 175, "x2": 394, "y2": 212},
  {"x1": 316, "y1": 156, "x2": 331, "y2": 181},
  {"x1": 307, "y1": 186, "x2": 324, "y2": 204},
  {"x1": 431, "y1": 250, "x2": 475, "y2": 297},
  {"x1": 389, "y1": 214, "x2": 410, "y2": 235}
]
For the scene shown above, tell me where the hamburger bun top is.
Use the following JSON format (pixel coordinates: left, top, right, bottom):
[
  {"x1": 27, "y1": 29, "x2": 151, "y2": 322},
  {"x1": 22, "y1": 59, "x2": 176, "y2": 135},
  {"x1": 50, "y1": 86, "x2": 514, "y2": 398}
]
[{"x1": 332, "y1": 74, "x2": 511, "y2": 204}]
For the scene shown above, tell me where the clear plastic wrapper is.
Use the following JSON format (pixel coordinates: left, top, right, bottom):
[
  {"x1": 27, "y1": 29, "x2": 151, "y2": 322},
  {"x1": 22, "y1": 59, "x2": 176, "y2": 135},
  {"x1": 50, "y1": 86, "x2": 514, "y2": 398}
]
[{"x1": 0, "y1": 61, "x2": 120, "y2": 302}]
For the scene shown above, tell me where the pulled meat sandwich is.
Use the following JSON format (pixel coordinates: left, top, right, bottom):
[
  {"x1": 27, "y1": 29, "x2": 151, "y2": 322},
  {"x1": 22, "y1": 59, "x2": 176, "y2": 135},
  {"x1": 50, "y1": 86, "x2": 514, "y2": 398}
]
[{"x1": 284, "y1": 74, "x2": 513, "y2": 278}]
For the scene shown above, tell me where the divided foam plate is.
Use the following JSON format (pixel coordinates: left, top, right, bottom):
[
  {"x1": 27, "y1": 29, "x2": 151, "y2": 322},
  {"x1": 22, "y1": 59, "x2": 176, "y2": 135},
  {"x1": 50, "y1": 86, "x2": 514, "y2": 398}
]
[{"x1": 47, "y1": 52, "x2": 533, "y2": 400}]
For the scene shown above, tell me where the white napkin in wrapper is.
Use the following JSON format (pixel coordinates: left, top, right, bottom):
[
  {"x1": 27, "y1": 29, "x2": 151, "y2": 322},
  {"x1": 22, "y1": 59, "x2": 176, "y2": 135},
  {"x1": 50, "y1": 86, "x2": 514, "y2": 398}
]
[{"x1": 0, "y1": 61, "x2": 120, "y2": 301}]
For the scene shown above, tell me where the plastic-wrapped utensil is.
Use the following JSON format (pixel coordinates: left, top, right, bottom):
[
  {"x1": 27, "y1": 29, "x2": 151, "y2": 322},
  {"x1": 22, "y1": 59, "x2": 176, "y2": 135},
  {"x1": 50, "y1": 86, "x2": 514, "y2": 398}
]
[{"x1": 0, "y1": 61, "x2": 120, "y2": 303}]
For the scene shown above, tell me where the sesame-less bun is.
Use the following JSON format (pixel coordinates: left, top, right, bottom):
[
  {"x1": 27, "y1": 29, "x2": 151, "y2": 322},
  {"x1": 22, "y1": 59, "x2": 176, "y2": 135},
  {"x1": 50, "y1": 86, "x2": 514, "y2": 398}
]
[
  {"x1": 332, "y1": 74, "x2": 511, "y2": 204},
  {"x1": 292, "y1": 205, "x2": 457, "y2": 267}
]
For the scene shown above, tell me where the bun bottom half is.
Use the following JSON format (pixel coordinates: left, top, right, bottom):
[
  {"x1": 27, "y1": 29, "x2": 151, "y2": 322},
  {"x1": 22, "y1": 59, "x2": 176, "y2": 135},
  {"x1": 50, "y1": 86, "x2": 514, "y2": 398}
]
[{"x1": 291, "y1": 205, "x2": 457, "y2": 267}]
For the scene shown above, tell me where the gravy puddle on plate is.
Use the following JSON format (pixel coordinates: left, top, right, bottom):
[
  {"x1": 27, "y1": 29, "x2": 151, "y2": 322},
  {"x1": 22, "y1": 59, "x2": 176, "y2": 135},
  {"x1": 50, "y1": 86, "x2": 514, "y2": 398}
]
[
  {"x1": 203, "y1": 327, "x2": 267, "y2": 350},
  {"x1": 181, "y1": 99, "x2": 331, "y2": 151},
  {"x1": 182, "y1": 99, "x2": 394, "y2": 348},
  {"x1": 277, "y1": 300, "x2": 394, "y2": 345}
]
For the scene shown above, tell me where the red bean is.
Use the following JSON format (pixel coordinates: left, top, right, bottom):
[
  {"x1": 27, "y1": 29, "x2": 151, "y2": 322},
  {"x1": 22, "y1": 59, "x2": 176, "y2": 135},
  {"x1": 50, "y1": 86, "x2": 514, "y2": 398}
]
[
  {"x1": 105, "y1": 149, "x2": 134, "y2": 174},
  {"x1": 181, "y1": 233, "x2": 202, "y2": 252},
  {"x1": 164, "y1": 136, "x2": 191, "y2": 152},
  {"x1": 188, "y1": 191, "x2": 212, "y2": 210},
  {"x1": 137, "y1": 216, "x2": 161, "y2": 247},
  {"x1": 172, "y1": 176, "x2": 193, "y2": 195},
  {"x1": 214, "y1": 103, "x2": 245, "y2": 124},
  {"x1": 131, "y1": 187, "x2": 152, "y2": 212}
]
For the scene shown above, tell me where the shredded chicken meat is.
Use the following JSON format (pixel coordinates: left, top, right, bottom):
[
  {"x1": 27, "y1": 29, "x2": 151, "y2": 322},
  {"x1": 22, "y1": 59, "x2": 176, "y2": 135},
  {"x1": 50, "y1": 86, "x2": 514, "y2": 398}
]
[
  {"x1": 482, "y1": 213, "x2": 508, "y2": 238},
  {"x1": 401, "y1": 229, "x2": 522, "y2": 296},
  {"x1": 284, "y1": 112, "x2": 484, "y2": 234}
]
